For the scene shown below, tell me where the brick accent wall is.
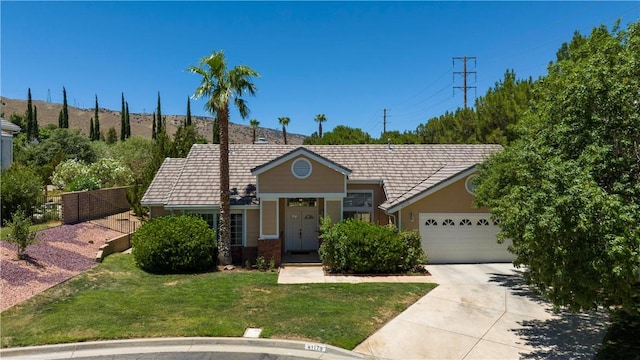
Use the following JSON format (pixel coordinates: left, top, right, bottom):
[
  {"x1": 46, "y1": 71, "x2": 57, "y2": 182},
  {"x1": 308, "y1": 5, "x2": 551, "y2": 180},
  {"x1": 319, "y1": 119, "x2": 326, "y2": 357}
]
[
  {"x1": 62, "y1": 187, "x2": 129, "y2": 224},
  {"x1": 258, "y1": 238, "x2": 282, "y2": 266}
]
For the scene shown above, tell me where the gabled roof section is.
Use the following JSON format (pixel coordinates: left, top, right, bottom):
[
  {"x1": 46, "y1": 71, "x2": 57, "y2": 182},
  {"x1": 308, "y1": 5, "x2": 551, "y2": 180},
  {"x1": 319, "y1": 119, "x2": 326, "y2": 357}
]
[
  {"x1": 251, "y1": 146, "x2": 352, "y2": 177},
  {"x1": 380, "y1": 164, "x2": 478, "y2": 213},
  {"x1": 140, "y1": 158, "x2": 186, "y2": 205}
]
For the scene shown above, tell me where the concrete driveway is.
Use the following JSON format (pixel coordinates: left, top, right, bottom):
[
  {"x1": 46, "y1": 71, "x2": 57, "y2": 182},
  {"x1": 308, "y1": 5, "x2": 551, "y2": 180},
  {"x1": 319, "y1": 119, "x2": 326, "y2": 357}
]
[{"x1": 354, "y1": 263, "x2": 609, "y2": 359}]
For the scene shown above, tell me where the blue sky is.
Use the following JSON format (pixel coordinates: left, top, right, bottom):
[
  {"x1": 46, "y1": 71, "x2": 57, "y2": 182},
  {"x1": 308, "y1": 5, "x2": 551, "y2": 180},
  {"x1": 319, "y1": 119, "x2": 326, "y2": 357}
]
[{"x1": 2, "y1": 1, "x2": 638, "y2": 137}]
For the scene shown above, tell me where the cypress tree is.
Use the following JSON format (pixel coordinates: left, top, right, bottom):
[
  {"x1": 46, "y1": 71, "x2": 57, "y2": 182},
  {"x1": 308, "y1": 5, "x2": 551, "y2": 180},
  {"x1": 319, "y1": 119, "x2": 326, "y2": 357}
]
[
  {"x1": 26, "y1": 88, "x2": 34, "y2": 141},
  {"x1": 94, "y1": 95, "x2": 100, "y2": 141},
  {"x1": 152, "y1": 112, "x2": 157, "y2": 140},
  {"x1": 62, "y1": 87, "x2": 69, "y2": 128},
  {"x1": 58, "y1": 109, "x2": 64, "y2": 128},
  {"x1": 120, "y1": 93, "x2": 126, "y2": 141},
  {"x1": 186, "y1": 97, "x2": 192, "y2": 126},
  {"x1": 90, "y1": 117, "x2": 95, "y2": 140},
  {"x1": 125, "y1": 101, "x2": 131, "y2": 139},
  {"x1": 157, "y1": 92, "x2": 162, "y2": 132},
  {"x1": 33, "y1": 105, "x2": 39, "y2": 140}
]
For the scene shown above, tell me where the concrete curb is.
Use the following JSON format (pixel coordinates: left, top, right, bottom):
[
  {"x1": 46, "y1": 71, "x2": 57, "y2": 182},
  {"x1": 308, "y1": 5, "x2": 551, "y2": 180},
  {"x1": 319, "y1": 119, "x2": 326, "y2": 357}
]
[{"x1": 0, "y1": 337, "x2": 370, "y2": 359}]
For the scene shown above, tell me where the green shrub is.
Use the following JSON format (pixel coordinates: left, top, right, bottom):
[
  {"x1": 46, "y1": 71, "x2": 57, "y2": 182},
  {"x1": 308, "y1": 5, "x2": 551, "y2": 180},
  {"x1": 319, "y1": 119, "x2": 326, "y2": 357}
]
[
  {"x1": 132, "y1": 215, "x2": 217, "y2": 274},
  {"x1": 319, "y1": 217, "x2": 427, "y2": 274},
  {"x1": 3, "y1": 209, "x2": 38, "y2": 259},
  {"x1": 0, "y1": 164, "x2": 43, "y2": 223}
]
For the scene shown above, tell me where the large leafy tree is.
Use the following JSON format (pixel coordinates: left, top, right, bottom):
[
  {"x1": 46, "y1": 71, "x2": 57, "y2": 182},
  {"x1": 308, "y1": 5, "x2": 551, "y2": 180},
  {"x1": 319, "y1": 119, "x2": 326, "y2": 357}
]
[
  {"x1": 304, "y1": 125, "x2": 373, "y2": 145},
  {"x1": 314, "y1": 114, "x2": 327, "y2": 138},
  {"x1": 278, "y1": 116, "x2": 290, "y2": 145},
  {"x1": 475, "y1": 21, "x2": 640, "y2": 312},
  {"x1": 189, "y1": 50, "x2": 259, "y2": 265}
]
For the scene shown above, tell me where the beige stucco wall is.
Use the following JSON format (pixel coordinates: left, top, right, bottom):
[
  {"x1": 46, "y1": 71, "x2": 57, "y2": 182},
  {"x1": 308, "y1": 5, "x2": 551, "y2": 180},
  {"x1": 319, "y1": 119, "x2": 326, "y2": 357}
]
[
  {"x1": 246, "y1": 209, "x2": 260, "y2": 247},
  {"x1": 400, "y1": 175, "x2": 488, "y2": 231},
  {"x1": 261, "y1": 200, "x2": 278, "y2": 236},
  {"x1": 346, "y1": 183, "x2": 388, "y2": 225},
  {"x1": 258, "y1": 157, "x2": 345, "y2": 194}
]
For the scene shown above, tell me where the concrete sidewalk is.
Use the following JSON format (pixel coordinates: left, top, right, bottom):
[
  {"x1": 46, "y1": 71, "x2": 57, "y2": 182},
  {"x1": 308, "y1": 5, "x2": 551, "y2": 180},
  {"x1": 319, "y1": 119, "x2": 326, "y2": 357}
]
[{"x1": 277, "y1": 265, "x2": 434, "y2": 284}]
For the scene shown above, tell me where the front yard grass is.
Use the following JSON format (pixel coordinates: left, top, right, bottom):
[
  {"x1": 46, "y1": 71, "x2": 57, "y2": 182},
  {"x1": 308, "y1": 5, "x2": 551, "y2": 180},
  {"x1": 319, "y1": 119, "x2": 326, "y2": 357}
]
[{"x1": 1, "y1": 253, "x2": 435, "y2": 350}]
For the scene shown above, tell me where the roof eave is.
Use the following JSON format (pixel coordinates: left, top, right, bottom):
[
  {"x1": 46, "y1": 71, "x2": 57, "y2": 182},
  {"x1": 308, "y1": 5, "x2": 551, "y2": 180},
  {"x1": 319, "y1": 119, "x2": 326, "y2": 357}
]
[{"x1": 382, "y1": 165, "x2": 478, "y2": 214}]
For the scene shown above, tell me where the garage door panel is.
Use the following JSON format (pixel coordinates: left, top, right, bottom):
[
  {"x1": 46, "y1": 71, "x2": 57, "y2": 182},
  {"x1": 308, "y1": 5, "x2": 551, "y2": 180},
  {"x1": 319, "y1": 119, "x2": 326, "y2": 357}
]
[{"x1": 419, "y1": 213, "x2": 515, "y2": 264}]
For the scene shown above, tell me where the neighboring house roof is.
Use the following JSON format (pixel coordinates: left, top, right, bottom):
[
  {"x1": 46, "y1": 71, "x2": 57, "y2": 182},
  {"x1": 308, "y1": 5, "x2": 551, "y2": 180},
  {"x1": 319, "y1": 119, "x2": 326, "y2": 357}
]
[
  {"x1": 144, "y1": 144, "x2": 501, "y2": 211},
  {"x1": 140, "y1": 158, "x2": 186, "y2": 205},
  {"x1": 1, "y1": 118, "x2": 22, "y2": 134}
]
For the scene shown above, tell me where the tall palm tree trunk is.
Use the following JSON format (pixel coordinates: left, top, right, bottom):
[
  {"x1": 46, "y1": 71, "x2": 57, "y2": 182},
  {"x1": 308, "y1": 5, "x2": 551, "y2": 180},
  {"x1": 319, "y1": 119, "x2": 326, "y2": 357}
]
[
  {"x1": 283, "y1": 126, "x2": 288, "y2": 145},
  {"x1": 218, "y1": 106, "x2": 232, "y2": 265}
]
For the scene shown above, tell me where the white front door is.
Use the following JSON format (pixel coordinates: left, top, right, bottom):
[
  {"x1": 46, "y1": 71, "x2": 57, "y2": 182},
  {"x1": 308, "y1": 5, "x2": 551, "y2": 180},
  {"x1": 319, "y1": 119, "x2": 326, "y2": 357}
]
[{"x1": 285, "y1": 206, "x2": 318, "y2": 251}]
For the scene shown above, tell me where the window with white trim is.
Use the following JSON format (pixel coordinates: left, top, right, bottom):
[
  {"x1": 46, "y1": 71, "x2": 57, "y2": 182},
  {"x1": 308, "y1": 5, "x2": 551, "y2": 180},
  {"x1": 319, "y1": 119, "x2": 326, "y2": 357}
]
[
  {"x1": 343, "y1": 191, "x2": 373, "y2": 222},
  {"x1": 215, "y1": 213, "x2": 243, "y2": 247},
  {"x1": 187, "y1": 211, "x2": 244, "y2": 247}
]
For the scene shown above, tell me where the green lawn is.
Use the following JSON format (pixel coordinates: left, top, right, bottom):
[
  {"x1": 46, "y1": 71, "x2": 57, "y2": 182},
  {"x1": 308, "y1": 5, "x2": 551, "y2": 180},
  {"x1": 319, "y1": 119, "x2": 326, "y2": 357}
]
[{"x1": 1, "y1": 254, "x2": 435, "y2": 350}]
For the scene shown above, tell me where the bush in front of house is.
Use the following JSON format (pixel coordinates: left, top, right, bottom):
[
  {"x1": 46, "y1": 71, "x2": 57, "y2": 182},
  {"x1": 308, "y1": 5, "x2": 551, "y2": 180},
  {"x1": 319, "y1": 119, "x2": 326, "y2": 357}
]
[
  {"x1": 132, "y1": 215, "x2": 217, "y2": 274},
  {"x1": 318, "y1": 217, "x2": 427, "y2": 274}
]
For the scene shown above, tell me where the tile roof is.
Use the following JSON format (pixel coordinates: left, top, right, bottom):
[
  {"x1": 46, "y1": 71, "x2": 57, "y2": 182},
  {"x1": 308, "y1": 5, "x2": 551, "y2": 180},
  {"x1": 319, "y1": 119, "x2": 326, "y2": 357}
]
[
  {"x1": 145, "y1": 144, "x2": 501, "y2": 210},
  {"x1": 140, "y1": 158, "x2": 186, "y2": 205},
  {"x1": 1, "y1": 118, "x2": 21, "y2": 134}
]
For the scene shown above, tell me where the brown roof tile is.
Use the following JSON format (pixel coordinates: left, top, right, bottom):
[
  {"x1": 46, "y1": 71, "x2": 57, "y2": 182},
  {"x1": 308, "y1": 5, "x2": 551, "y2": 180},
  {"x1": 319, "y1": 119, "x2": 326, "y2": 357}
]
[{"x1": 147, "y1": 144, "x2": 501, "y2": 209}]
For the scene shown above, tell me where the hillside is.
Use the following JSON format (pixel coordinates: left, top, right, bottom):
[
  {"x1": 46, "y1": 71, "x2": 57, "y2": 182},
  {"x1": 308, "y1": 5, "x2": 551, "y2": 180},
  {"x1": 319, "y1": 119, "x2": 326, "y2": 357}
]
[{"x1": 0, "y1": 97, "x2": 306, "y2": 145}]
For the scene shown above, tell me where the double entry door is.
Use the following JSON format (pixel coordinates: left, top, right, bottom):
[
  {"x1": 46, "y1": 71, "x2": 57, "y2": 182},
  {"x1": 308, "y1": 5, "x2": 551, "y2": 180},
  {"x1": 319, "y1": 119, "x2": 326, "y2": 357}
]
[{"x1": 285, "y1": 206, "x2": 318, "y2": 251}]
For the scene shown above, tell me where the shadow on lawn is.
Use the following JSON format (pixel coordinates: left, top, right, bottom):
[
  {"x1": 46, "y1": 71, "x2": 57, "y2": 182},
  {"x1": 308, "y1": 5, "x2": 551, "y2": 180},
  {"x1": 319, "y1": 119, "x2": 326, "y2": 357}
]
[{"x1": 489, "y1": 271, "x2": 609, "y2": 359}]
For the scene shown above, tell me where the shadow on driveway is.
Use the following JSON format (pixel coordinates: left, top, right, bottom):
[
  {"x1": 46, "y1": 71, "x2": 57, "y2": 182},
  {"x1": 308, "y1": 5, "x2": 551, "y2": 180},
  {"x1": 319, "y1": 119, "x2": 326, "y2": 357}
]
[{"x1": 489, "y1": 272, "x2": 609, "y2": 359}]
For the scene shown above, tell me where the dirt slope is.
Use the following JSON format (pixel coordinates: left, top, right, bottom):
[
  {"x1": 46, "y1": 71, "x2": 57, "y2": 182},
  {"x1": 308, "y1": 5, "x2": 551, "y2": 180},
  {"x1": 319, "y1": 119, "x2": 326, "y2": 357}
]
[{"x1": 1, "y1": 97, "x2": 305, "y2": 145}]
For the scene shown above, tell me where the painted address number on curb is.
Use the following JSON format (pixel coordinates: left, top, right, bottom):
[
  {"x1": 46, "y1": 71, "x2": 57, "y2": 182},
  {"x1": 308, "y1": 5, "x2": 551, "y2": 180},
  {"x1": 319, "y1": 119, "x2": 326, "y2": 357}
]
[{"x1": 305, "y1": 343, "x2": 327, "y2": 352}]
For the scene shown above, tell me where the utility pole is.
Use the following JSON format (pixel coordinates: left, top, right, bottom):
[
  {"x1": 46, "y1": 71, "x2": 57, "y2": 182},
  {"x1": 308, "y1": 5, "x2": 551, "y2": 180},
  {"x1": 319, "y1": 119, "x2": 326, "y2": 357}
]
[
  {"x1": 47, "y1": 89, "x2": 51, "y2": 103},
  {"x1": 383, "y1": 108, "x2": 390, "y2": 134},
  {"x1": 453, "y1": 56, "x2": 477, "y2": 109}
]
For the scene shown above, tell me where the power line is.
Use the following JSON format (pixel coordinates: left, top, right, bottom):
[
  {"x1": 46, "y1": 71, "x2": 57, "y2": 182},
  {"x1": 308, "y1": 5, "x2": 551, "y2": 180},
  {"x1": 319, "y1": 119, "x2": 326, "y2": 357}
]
[{"x1": 453, "y1": 56, "x2": 477, "y2": 109}]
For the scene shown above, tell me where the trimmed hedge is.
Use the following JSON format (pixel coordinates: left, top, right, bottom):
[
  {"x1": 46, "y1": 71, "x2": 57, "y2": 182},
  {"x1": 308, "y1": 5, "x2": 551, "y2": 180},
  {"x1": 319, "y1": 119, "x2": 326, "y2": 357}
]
[
  {"x1": 132, "y1": 215, "x2": 217, "y2": 274},
  {"x1": 318, "y1": 217, "x2": 427, "y2": 274}
]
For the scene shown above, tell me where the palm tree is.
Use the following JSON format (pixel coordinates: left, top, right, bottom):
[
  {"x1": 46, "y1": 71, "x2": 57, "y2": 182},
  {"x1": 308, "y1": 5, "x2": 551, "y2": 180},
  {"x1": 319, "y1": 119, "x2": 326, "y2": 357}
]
[
  {"x1": 189, "y1": 50, "x2": 259, "y2": 265},
  {"x1": 314, "y1": 114, "x2": 327, "y2": 138},
  {"x1": 278, "y1": 116, "x2": 290, "y2": 145},
  {"x1": 249, "y1": 119, "x2": 260, "y2": 144}
]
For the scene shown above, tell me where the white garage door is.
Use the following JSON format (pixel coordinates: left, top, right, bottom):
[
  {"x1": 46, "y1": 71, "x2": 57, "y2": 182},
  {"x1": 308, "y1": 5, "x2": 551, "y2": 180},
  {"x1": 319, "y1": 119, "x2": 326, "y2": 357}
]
[{"x1": 419, "y1": 213, "x2": 515, "y2": 264}]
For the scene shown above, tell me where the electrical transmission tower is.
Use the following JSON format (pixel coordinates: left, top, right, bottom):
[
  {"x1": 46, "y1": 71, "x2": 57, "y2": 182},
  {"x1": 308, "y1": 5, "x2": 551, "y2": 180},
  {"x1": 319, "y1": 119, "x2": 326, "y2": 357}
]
[
  {"x1": 382, "y1": 108, "x2": 390, "y2": 134},
  {"x1": 453, "y1": 56, "x2": 477, "y2": 108}
]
